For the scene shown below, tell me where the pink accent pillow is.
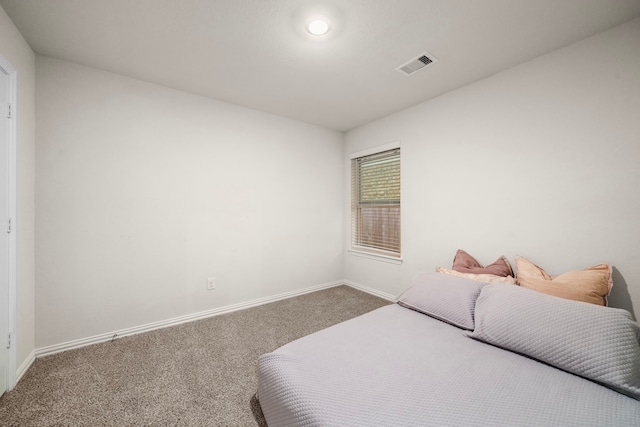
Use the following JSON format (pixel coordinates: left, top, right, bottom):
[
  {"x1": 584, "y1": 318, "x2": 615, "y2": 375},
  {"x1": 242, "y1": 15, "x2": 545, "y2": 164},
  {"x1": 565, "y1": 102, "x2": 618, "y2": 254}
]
[
  {"x1": 452, "y1": 249, "x2": 513, "y2": 277},
  {"x1": 437, "y1": 267, "x2": 517, "y2": 285}
]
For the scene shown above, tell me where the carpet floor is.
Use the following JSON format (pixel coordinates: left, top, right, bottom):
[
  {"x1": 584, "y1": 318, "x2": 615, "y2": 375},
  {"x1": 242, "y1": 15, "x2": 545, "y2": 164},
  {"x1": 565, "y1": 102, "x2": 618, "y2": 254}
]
[{"x1": 0, "y1": 286, "x2": 390, "y2": 426}]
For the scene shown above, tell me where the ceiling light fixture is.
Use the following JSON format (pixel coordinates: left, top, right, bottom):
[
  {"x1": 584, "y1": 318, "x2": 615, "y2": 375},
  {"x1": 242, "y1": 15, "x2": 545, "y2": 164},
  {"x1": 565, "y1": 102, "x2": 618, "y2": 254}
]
[{"x1": 307, "y1": 19, "x2": 330, "y2": 36}]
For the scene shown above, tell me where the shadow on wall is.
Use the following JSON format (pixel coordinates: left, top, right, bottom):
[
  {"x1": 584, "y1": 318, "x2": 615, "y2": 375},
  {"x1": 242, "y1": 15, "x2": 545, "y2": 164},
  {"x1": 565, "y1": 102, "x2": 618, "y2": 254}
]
[{"x1": 608, "y1": 267, "x2": 636, "y2": 320}]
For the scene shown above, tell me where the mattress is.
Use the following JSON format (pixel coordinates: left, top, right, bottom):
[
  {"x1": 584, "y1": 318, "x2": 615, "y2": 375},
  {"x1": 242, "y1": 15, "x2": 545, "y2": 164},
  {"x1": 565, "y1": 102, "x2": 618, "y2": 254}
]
[{"x1": 257, "y1": 304, "x2": 640, "y2": 426}]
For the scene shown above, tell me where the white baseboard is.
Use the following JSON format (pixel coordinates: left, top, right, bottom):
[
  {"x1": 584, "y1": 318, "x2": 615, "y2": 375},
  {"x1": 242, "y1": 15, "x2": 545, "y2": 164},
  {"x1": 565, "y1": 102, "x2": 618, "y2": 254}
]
[
  {"x1": 16, "y1": 350, "x2": 35, "y2": 383},
  {"x1": 35, "y1": 280, "x2": 344, "y2": 358},
  {"x1": 32, "y1": 279, "x2": 395, "y2": 362},
  {"x1": 344, "y1": 280, "x2": 396, "y2": 302}
]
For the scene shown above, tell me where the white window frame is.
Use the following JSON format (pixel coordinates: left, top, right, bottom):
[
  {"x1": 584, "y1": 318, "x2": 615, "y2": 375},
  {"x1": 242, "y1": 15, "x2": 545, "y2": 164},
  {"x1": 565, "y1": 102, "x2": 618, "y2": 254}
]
[{"x1": 348, "y1": 141, "x2": 402, "y2": 264}]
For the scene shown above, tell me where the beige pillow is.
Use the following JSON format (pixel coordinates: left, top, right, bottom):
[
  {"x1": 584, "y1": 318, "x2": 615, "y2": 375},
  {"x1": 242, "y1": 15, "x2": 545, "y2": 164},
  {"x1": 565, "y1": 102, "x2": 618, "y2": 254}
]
[
  {"x1": 437, "y1": 267, "x2": 517, "y2": 285},
  {"x1": 515, "y1": 257, "x2": 613, "y2": 306}
]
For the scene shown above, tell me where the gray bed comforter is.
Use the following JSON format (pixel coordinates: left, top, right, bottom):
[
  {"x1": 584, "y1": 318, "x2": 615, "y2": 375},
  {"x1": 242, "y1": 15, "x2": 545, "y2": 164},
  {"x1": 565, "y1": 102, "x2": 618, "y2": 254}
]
[{"x1": 257, "y1": 304, "x2": 640, "y2": 426}]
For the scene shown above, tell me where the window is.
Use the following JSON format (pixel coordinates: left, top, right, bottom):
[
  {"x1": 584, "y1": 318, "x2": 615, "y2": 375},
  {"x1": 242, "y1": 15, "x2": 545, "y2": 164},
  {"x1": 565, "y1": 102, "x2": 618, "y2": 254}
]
[{"x1": 350, "y1": 144, "x2": 401, "y2": 259}]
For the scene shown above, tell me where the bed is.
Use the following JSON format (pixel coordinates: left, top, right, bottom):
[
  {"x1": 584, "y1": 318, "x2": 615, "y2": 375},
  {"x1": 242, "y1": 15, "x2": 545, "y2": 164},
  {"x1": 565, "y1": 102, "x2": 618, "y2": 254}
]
[{"x1": 257, "y1": 273, "x2": 640, "y2": 426}]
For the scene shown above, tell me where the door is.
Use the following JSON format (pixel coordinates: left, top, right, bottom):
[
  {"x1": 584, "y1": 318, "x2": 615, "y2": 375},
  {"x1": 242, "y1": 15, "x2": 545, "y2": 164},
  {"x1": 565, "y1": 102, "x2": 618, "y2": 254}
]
[{"x1": 0, "y1": 63, "x2": 9, "y2": 397}]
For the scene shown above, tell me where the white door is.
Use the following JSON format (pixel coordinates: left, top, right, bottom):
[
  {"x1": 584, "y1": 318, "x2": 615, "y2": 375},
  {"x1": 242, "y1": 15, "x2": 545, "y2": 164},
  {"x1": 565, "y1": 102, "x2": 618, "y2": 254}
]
[{"x1": 0, "y1": 64, "x2": 9, "y2": 397}]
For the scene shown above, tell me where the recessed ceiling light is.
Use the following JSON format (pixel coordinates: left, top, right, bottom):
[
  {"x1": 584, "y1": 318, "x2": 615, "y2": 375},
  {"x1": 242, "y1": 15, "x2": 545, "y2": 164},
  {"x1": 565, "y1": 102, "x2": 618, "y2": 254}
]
[{"x1": 307, "y1": 19, "x2": 330, "y2": 36}]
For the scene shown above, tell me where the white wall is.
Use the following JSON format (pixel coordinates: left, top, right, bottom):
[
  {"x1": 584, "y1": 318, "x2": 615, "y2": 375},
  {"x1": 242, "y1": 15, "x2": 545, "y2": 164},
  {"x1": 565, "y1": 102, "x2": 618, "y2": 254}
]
[
  {"x1": 0, "y1": 6, "x2": 36, "y2": 374},
  {"x1": 23, "y1": 12, "x2": 640, "y2": 351},
  {"x1": 35, "y1": 57, "x2": 344, "y2": 348},
  {"x1": 344, "y1": 18, "x2": 640, "y2": 317}
]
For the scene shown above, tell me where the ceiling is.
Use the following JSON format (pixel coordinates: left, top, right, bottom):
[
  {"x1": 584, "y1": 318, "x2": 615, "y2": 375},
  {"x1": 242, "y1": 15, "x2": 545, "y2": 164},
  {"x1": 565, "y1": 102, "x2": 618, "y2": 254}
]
[{"x1": 2, "y1": 0, "x2": 640, "y2": 131}]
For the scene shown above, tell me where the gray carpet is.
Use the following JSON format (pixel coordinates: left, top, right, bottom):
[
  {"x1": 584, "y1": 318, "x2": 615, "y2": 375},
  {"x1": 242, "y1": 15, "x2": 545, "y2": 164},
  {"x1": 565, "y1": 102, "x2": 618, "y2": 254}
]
[{"x1": 0, "y1": 285, "x2": 390, "y2": 426}]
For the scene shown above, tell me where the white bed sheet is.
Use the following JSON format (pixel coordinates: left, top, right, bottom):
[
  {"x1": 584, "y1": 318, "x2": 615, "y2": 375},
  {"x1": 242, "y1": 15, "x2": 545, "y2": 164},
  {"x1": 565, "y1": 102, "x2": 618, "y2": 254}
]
[{"x1": 258, "y1": 304, "x2": 640, "y2": 426}]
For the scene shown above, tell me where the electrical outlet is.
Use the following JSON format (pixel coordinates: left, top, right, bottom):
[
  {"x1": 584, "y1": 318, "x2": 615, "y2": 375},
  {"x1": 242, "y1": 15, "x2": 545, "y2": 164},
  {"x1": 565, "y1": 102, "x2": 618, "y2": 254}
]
[{"x1": 207, "y1": 277, "x2": 216, "y2": 290}]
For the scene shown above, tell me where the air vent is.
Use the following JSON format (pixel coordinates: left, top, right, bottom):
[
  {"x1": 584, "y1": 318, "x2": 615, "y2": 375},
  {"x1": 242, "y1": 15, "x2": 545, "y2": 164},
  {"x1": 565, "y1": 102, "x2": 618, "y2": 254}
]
[{"x1": 396, "y1": 52, "x2": 438, "y2": 76}]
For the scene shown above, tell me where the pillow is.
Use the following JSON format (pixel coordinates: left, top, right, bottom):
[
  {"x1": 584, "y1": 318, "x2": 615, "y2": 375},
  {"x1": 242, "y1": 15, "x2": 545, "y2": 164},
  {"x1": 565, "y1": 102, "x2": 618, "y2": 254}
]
[
  {"x1": 468, "y1": 284, "x2": 640, "y2": 400},
  {"x1": 452, "y1": 249, "x2": 513, "y2": 277},
  {"x1": 397, "y1": 272, "x2": 487, "y2": 330},
  {"x1": 437, "y1": 267, "x2": 517, "y2": 285},
  {"x1": 515, "y1": 257, "x2": 613, "y2": 306}
]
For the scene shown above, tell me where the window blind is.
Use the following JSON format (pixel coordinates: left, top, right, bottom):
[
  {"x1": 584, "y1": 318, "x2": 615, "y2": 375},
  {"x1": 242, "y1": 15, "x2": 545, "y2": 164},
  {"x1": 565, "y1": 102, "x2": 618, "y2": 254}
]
[{"x1": 351, "y1": 147, "x2": 401, "y2": 257}]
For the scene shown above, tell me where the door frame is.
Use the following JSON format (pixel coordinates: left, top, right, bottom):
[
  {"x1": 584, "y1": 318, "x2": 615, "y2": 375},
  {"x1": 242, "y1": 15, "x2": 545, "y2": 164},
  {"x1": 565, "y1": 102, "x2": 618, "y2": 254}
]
[{"x1": 0, "y1": 54, "x2": 17, "y2": 392}]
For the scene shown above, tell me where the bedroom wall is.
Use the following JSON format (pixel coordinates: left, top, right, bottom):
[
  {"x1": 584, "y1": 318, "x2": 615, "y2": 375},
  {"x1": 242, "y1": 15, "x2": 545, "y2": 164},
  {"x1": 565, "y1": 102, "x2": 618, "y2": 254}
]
[
  {"x1": 0, "y1": 6, "x2": 36, "y2": 375},
  {"x1": 35, "y1": 56, "x2": 344, "y2": 348},
  {"x1": 344, "y1": 18, "x2": 640, "y2": 317}
]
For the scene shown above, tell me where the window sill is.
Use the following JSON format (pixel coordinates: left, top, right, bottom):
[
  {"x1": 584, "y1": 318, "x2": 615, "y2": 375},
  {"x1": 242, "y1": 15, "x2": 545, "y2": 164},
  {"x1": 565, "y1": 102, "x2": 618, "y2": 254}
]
[{"x1": 348, "y1": 249, "x2": 403, "y2": 265}]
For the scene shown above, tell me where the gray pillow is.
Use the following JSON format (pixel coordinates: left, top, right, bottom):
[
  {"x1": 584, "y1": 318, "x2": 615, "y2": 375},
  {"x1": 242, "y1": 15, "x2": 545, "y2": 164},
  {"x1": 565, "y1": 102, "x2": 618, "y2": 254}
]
[
  {"x1": 468, "y1": 284, "x2": 640, "y2": 400},
  {"x1": 397, "y1": 272, "x2": 487, "y2": 330}
]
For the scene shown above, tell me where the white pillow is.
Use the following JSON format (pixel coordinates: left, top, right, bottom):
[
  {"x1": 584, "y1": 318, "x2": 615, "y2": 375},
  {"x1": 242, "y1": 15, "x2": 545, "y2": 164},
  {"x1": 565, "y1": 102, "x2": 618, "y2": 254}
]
[
  {"x1": 469, "y1": 284, "x2": 640, "y2": 400},
  {"x1": 397, "y1": 272, "x2": 488, "y2": 330}
]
